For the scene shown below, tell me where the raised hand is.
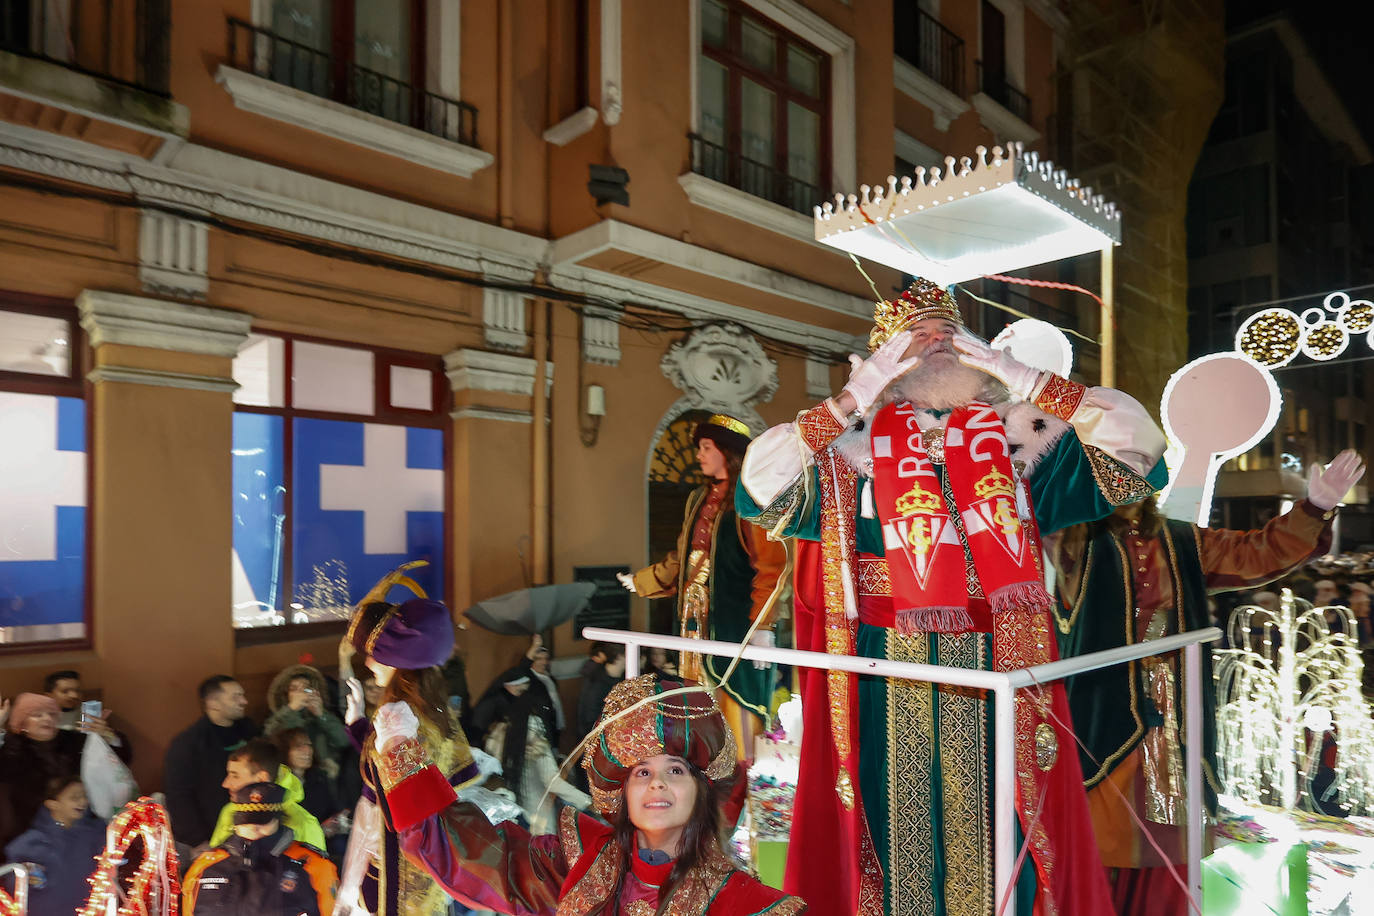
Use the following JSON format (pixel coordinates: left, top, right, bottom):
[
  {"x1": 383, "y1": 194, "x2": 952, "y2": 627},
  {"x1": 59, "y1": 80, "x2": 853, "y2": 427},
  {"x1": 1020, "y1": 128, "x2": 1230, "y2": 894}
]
[
  {"x1": 616, "y1": 571, "x2": 637, "y2": 593},
  {"x1": 950, "y1": 330, "x2": 1045, "y2": 401},
  {"x1": 839, "y1": 330, "x2": 921, "y2": 416},
  {"x1": 1307, "y1": 449, "x2": 1367, "y2": 511}
]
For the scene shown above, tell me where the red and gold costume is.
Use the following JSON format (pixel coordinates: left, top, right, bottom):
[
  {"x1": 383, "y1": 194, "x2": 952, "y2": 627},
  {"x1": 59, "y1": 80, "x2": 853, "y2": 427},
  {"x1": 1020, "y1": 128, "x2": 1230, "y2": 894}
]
[
  {"x1": 738, "y1": 280, "x2": 1169, "y2": 915},
  {"x1": 375, "y1": 674, "x2": 806, "y2": 915}
]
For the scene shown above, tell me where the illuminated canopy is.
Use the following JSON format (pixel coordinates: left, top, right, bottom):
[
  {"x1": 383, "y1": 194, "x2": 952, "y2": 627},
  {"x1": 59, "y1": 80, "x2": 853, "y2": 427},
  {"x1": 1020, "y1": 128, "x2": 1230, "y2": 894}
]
[{"x1": 813, "y1": 143, "x2": 1122, "y2": 285}]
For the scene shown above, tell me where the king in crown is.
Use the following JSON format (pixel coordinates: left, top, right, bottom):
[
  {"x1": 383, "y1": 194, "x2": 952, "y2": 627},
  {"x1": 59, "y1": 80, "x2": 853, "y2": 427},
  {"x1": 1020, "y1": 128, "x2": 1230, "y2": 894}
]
[{"x1": 735, "y1": 277, "x2": 1170, "y2": 914}]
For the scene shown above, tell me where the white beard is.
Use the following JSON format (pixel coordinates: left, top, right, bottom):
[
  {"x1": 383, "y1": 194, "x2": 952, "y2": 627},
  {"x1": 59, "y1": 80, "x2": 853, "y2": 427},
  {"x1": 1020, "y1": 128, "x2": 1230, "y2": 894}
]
[{"x1": 878, "y1": 351, "x2": 1005, "y2": 411}]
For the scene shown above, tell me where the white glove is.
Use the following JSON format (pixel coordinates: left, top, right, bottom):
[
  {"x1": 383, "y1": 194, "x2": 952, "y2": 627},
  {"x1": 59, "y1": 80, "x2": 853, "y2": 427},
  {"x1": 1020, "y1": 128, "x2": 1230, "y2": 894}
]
[
  {"x1": 374, "y1": 701, "x2": 420, "y2": 750},
  {"x1": 951, "y1": 330, "x2": 1044, "y2": 401},
  {"x1": 842, "y1": 330, "x2": 920, "y2": 416},
  {"x1": 344, "y1": 677, "x2": 365, "y2": 725},
  {"x1": 616, "y1": 572, "x2": 637, "y2": 593},
  {"x1": 748, "y1": 629, "x2": 775, "y2": 670},
  {"x1": 1307, "y1": 449, "x2": 1366, "y2": 511}
]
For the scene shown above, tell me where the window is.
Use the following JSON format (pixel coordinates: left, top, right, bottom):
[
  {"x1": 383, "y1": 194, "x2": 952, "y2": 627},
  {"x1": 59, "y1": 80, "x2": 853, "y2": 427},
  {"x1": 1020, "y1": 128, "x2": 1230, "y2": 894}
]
[
  {"x1": 230, "y1": 334, "x2": 448, "y2": 633},
  {"x1": 0, "y1": 299, "x2": 87, "y2": 648},
  {"x1": 692, "y1": 0, "x2": 830, "y2": 215},
  {"x1": 229, "y1": 1, "x2": 477, "y2": 145}
]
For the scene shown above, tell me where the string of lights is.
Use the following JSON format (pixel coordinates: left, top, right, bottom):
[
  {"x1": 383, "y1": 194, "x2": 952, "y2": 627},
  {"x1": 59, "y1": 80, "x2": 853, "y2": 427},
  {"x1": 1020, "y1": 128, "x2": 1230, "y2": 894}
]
[{"x1": 77, "y1": 797, "x2": 181, "y2": 916}]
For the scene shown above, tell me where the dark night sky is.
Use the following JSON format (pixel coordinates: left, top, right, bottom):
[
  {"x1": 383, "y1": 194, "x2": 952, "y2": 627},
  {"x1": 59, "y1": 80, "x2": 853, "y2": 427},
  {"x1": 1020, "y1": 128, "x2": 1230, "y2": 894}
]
[{"x1": 1229, "y1": 0, "x2": 1374, "y2": 143}]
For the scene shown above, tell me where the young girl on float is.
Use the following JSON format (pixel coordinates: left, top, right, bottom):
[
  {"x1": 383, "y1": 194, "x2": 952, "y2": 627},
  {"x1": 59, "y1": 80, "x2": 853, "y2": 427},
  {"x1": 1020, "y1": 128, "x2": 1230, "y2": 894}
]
[
  {"x1": 370, "y1": 671, "x2": 806, "y2": 915},
  {"x1": 336, "y1": 561, "x2": 482, "y2": 916}
]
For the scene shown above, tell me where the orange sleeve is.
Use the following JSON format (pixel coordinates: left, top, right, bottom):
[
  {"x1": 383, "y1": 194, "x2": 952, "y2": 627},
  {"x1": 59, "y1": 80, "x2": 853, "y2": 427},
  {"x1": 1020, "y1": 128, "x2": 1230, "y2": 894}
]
[
  {"x1": 181, "y1": 851, "x2": 225, "y2": 915},
  {"x1": 741, "y1": 518, "x2": 787, "y2": 622},
  {"x1": 299, "y1": 847, "x2": 339, "y2": 916}
]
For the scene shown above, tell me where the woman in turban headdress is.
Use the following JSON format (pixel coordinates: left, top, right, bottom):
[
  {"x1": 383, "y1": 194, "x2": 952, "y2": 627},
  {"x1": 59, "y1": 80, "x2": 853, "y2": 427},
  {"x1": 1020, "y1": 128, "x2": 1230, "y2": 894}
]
[{"x1": 368, "y1": 672, "x2": 806, "y2": 915}]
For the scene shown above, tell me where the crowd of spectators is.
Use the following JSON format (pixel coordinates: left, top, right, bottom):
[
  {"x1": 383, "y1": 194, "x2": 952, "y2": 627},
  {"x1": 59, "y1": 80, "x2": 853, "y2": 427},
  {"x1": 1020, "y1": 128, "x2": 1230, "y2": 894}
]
[{"x1": 0, "y1": 639, "x2": 664, "y2": 913}]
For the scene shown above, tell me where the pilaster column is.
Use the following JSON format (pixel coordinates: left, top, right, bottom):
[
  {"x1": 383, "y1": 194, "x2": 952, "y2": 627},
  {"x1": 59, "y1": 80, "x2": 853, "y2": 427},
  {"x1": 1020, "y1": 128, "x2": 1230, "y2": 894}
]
[{"x1": 77, "y1": 290, "x2": 249, "y2": 787}]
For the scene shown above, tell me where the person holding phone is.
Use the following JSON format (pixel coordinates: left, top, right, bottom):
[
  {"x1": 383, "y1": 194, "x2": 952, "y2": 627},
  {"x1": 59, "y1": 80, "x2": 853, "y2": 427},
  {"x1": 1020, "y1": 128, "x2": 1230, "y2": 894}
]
[
  {"x1": 42, "y1": 670, "x2": 131, "y2": 761},
  {"x1": 263, "y1": 664, "x2": 351, "y2": 785}
]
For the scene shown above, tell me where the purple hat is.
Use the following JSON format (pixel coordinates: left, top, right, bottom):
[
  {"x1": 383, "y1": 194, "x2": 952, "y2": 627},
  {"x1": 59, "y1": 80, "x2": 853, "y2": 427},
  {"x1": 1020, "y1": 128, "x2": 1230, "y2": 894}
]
[{"x1": 348, "y1": 561, "x2": 455, "y2": 670}]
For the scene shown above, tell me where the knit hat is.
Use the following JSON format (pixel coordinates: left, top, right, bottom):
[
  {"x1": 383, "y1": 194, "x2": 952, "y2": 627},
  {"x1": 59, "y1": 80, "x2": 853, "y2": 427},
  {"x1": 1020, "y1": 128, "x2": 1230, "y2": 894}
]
[
  {"x1": 581, "y1": 673, "x2": 737, "y2": 817},
  {"x1": 8, "y1": 692, "x2": 59, "y2": 734},
  {"x1": 347, "y1": 561, "x2": 455, "y2": 670},
  {"x1": 230, "y1": 782, "x2": 287, "y2": 826}
]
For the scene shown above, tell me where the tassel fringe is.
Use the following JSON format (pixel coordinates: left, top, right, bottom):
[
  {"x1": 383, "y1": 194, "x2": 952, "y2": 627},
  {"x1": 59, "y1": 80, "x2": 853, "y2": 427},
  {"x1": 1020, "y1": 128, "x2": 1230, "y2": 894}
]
[
  {"x1": 896, "y1": 605, "x2": 975, "y2": 635},
  {"x1": 988, "y1": 581, "x2": 1053, "y2": 615}
]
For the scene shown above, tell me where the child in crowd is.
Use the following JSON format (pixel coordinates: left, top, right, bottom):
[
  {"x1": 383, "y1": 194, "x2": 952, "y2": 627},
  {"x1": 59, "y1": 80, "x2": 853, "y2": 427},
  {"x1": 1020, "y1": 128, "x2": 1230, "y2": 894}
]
[{"x1": 4, "y1": 776, "x2": 106, "y2": 916}]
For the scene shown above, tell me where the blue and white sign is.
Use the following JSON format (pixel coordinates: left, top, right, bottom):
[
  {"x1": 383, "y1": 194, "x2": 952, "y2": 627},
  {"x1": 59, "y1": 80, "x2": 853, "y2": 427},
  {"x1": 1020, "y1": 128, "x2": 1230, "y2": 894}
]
[
  {"x1": 0, "y1": 392, "x2": 86, "y2": 627},
  {"x1": 232, "y1": 416, "x2": 446, "y2": 620},
  {"x1": 294, "y1": 418, "x2": 444, "y2": 606}
]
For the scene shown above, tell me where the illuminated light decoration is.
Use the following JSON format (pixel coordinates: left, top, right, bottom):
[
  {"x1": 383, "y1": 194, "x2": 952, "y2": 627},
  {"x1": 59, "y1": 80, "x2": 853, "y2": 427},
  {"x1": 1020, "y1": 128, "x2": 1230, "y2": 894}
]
[
  {"x1": 1301, "y1": 321, "x2": 1349, "y2": 361},
  {"x1": 1234, "y1": 291, "x2": 1374, "y2": 366},
  {"x1": 1214, "y1": 591, "x2": 1374, "y2": 814},
  {"x1": 1158, "y1": 352, "x2": 1282, "y2": 526},
  {"x1": 813, "y1": 143, "x2": 1121, "y2": 285},
  {"x1": 0, "y1": 864, "x2": 28, "y2": 916},
  {"x1": 1235, "y1": 308, "x2": 1303, "y2": 367},
  {"x1": 78, "y1": 797, "x2": 181, "y2": 916}
]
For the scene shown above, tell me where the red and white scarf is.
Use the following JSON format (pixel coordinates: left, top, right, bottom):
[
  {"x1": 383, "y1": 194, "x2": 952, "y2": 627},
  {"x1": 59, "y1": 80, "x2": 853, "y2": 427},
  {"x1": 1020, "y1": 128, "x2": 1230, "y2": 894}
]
[{"x1": 870, "y1": 400, "x2": 1052, "y2": 633}]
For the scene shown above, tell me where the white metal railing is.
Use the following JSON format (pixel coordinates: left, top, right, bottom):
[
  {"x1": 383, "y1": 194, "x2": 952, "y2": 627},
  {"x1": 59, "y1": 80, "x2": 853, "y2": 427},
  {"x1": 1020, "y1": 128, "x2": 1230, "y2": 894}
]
[{"x1": 583, "y1": 625, "x2": 1222, "y2": 916}]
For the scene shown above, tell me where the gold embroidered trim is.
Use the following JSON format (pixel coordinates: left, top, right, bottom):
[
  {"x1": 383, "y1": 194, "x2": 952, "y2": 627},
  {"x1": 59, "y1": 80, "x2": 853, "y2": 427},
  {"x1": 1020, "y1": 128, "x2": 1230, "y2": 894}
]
[
  {"x1": 798, "y1": 402, "x2": 846, "y2": 452},
  {"x1": 857, "y1": 556, "x2": 892, "y2": 596},
  {"x1": 1050, "y1": 537, "x2": 1095, "y2": 635},
  {"x1": 750, "y1": 479, "x2": 805, "y2": 537},
  {"x1": 935, "y1": 633, "x2": 992, "y2": 916},
  {"x1": 558, "y1": 807, "x2": 582, "y2": 864},
  {"x1": 754, "y1": 897, "x2": 808, "y2": 915},
  {"x1": 1082, "y1": 444, "x2": 1157, "y2": 507},
  {"x1": 377, "y1": 737, "x2": 428, "y2": 791},
  {"x1": 1033, "y1": 374, "x2": 1087, "y2": 421},
  {"x1": 818, "y1": 448, "x2": 858, "y2": 759},
  {"x1": 886, "y1": 630, "x2": 936, "y2": 916}
]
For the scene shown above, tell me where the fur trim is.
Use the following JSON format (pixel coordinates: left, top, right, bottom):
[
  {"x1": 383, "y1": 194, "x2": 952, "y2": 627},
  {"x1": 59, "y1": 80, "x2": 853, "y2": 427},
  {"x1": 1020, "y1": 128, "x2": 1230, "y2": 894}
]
[{"x1": 999, "y1": 401, "x2": 1069, "y2": 476}]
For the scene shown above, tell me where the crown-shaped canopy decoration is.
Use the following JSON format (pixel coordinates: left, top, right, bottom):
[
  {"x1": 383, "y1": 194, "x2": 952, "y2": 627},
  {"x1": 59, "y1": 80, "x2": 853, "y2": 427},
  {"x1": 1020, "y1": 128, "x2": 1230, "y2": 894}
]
[{"x1": 815, "y1": 142, "x2": 1122, "y2": 286}]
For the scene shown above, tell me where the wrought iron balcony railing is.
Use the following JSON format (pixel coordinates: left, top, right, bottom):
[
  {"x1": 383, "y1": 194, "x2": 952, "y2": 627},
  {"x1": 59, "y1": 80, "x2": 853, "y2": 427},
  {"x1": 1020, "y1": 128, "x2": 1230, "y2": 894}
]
[
  {"x1": 977, "y1": 61, "x2": 1031, "y2": 124},
  {"x1": 688, "y1": 133, "x2": 822, "y2": 218},
  {"x1": 227, "y1": 17, "x2": 479, "y2": 149},
  {"x1": 0, "y1": 0, "x2": 170, "y2": 96},
  {"x1": 894, "y1": 6, "x2": 965, "y2": 97}
]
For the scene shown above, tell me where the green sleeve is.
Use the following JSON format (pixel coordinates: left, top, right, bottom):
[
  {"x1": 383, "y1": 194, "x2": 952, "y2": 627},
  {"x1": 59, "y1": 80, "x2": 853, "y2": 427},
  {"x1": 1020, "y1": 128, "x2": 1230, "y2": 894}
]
[
  {"x1": 209, "y1": 804, "x2": 233, "y2": 846},
  {"x1": 263, "y1": 707, "x2": 306, "y2": 735},
  {"x1": 1029, "y1": 431, "x2": 1168, "y2": 535},
  {"x1": 735, "y1": 467, "x2": 823, "y2": 541}
]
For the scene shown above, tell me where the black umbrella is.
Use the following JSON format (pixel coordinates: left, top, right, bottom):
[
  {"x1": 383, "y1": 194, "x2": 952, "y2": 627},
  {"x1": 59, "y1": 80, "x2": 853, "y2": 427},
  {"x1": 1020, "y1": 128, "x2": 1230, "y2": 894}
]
[{"x1": 461, "y1": 582, "x2": 598, "y2": 636}]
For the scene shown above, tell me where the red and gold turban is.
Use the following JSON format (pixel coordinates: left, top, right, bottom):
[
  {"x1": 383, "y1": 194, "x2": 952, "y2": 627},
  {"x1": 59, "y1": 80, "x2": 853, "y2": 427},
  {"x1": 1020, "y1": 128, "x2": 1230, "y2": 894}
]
[{"x1": 581, "y1": 673, "x2": 738, "y2": 816}]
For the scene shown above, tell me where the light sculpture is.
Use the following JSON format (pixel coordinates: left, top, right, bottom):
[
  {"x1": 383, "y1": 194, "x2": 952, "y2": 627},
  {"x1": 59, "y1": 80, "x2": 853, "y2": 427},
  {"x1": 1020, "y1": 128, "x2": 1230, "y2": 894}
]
[{"x1": 1214, "y1": 591, "x2": 1374, "y2": 815}]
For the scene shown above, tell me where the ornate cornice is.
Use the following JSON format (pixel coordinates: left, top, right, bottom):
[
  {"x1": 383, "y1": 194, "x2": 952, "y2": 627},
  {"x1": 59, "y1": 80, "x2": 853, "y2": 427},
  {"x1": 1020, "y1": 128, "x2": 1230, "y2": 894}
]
[{"x1": 444, "y1": 348, "x2": 554, "y2": 396}]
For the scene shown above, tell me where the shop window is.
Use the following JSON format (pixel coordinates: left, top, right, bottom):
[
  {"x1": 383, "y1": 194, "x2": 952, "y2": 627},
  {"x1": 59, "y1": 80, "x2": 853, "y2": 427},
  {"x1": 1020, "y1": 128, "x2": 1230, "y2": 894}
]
[
  {"x1": 0, "y1": 301, "x2": 86, "y2": 648},
  {"x1": 230, "y1": 334, "x2": 447, "y2": 633}
]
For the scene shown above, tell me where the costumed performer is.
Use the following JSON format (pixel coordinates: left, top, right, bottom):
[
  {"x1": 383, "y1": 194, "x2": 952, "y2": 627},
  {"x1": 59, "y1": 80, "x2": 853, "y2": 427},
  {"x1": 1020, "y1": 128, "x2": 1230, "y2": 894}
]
[
  {"x1": 617, "y1": 415, "x2": 787, "y2": 762},
  {"x1": 1048, "y1": 450, "x2": 1365, "y2": 915},
  {"x1": 366, "y1": 671, "x2": 807, "y2": 914},
  {"x1": 737, "y1": 278, "x2": 1168, "y2": 915},
  {"x1": 336, "y1": 561, "x2": 481, "y2": 916}
]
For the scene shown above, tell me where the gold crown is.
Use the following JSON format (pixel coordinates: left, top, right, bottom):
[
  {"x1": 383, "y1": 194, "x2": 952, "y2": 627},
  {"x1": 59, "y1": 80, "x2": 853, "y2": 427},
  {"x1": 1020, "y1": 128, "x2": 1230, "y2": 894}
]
[
  {"x1": 895, "y1": 483, "x2": 942, "y2": 515},
  {"x1": 974, "y1": 467, "x2": 1015, "y2": 499},
  {"x1": 869, "y1": 278, "x2": 963, "y2": 351}
]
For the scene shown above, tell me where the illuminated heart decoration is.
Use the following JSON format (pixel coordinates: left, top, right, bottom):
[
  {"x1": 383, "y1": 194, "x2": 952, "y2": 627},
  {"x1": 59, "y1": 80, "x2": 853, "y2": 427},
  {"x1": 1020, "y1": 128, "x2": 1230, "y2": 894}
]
[{"x1": 77, "y1": 797, "x2": 181, "y2": 916}]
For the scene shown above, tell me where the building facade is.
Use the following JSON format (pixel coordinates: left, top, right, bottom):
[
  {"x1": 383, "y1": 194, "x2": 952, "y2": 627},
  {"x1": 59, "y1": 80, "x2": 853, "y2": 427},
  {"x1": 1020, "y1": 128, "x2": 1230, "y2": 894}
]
[
  {"x1": 0, "y1": 0, "x2": 1067, "y2": 786},
  {"x1": 1186, "y1": 15, "x2": 1374, "y2": 535}
]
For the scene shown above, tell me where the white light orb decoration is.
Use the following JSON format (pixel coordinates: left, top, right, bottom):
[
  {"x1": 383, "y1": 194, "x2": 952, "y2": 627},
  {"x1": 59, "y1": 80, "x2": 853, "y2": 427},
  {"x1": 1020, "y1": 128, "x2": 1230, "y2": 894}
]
[
  {"x1": 1159, "y1": 353, "x2": 1281, "y2": 526},
  {"x1": 991, "y1": 317, "x2": 1073, "y2": 377}
]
